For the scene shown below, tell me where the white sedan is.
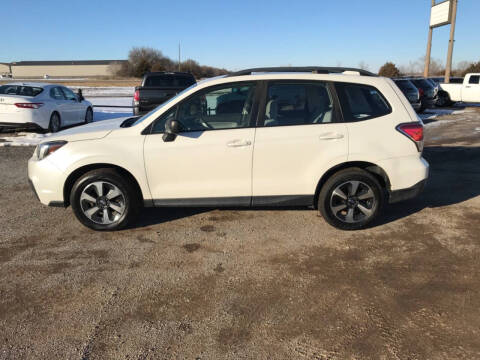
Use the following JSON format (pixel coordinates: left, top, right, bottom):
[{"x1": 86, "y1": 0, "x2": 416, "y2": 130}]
[{"x1": 0, "y1": 82, "x2": 93, "y2": 132}]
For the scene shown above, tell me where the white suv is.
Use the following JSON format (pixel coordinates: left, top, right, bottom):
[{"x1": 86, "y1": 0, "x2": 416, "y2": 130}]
[{"x1": 28, "y1": 67, "x2": 429, "y2": 231}]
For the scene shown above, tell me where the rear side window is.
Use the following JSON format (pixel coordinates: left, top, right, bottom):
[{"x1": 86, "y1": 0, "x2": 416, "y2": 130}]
[
  {"x1": 469, "y1": 75, "x2": 480, "y2": 84},
  {"x1": 263, "y1": 82, "x2": 336, "y2": 127},
  {"x1": 50, "y1": 87, "x2": 65, "y2": 100},
  {"x1": 145, "y1": 75, "x2": 195, "y2": 87},
  {"x1": 0, "y1": 85, "x2": 43, "y2": 96},
  {"x1": 335, "y1": 83, "x2": 391, "y2": 121}
]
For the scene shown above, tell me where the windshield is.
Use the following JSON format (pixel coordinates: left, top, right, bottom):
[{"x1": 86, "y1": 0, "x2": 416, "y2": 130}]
[
  {"x1": 131, "y1": 82, "x2": 198, "y2": 126},
  {"x1": 0, "y1": 85, "x2": 43, "y2": 96}
]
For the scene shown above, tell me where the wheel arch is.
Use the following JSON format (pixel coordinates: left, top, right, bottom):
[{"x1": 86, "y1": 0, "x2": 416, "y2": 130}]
[
  {"x1": 313, "y1": 161, "x2": 390, "y2": 208},
  {"x1": 63, "y1": 163, "x2": 144, "y2": 207}
]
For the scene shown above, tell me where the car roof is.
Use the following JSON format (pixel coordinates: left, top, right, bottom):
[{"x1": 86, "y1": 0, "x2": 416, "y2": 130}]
[{"x1": 0, "y1": 82, "x2": 57, "y2": 88}]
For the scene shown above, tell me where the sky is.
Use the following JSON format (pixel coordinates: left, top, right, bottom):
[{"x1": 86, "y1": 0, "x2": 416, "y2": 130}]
[{"x1": 2, "y1": 0, "x2": 479, "y2": 72}]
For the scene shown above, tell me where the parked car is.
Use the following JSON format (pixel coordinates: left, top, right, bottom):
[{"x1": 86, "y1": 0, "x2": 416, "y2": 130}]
[
  {"x1": 0, "y1": 83, "x2": 93, "y2": 132},
  {"x1": 393, "y1": 79, "x2": 421, "y2": 112},
  {"x1": 438, "y1": 73, "x2": 480, "y2": 106},
  {"x1": 428, "y1": 76, "x2": 464, "y2": 84},
  {"x1": 133, "y1": 72, "x2": 196, "y2": 115},
  {"x1": 28, "y1": 67, "x2": 428, "y2": 231},
  {"x1": 409, "y1": 78, "x2": 438, "y2": 112}
]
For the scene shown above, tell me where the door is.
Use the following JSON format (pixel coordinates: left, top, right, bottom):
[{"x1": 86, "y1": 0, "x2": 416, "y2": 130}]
[
  {"x1": 61, "y1": 86, "x2": 84, "y2": 124},
  {"x1": 143, "y1": 82, "x2": 258, "y2": 206},
  {"x1": 252, "y1": 81, "x2": 348, "y2": 205},
  {"x1": 463, "y1": 75, "x2": 480, "y2": 103},
  {"x1": 49, "y1": 86, "x2": 71, "y2": 123}
]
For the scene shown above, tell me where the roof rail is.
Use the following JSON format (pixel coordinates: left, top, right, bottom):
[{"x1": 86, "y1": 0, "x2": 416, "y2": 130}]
[{"x1": 228, "y1": 66, "x2": 377, "y2": 77}]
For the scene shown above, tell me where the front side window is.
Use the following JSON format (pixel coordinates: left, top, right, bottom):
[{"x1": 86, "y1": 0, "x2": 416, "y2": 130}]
[
  {"x1": 335, "y1": 83, "x2": 391, "y2": 121},
  {"x1": 61, "y1": 87, "x2": 77, "y2": 100},
  {"x1": 173, "y1": 83, "x2": 256, "y2": 131},
  {"x1": 263, "y1": 82, "x2": 335, "y2": 127},
  {"x1": 469, "y1": 75, "x2": 480, "y2": 84},
  {"x1": 50, "y1": 87, "x2": 65, "y2": 100}
]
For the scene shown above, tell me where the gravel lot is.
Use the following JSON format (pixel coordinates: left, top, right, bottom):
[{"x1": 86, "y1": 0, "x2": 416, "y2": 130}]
[{"x1": 1, "y1": 108, "x2": 480, "y2": 359}]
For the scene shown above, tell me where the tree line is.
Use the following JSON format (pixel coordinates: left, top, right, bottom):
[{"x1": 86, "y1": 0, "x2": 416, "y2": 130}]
[
  {"x1": 114, "y1": 47, "x2": 229, "y2": 79},
  {"x1": 377, "y1": 58, "x2": 480, "y2": 78}
]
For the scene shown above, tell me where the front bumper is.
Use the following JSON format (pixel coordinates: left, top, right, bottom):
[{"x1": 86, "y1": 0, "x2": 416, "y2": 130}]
[
  {"x1": 28, "y1": 155, "x2": 66, "y2": 207},
  {"x1": 388, "y1": 179, "x2": 427, "y2": 204}
]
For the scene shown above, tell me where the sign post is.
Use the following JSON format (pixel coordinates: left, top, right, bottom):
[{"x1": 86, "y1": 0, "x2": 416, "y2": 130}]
[{"x1": 424, "y1": 0, "x2": 458, "y2": 82}]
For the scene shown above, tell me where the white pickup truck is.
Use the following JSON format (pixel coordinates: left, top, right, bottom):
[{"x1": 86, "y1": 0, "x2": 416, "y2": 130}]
[{"x1": 439, "y1": 73, "x2": 480, "y2": 105}]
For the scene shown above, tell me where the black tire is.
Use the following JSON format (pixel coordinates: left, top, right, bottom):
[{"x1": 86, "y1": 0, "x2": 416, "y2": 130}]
[
  {"x1": 318, "y1": 168, "x2": 384, "y2": 230},
  {"x1": 84, "y1": 107, "x2": 93, "y2": 124},
  {"x1": 48, "y1": 112, "x2": 61, "y2": 132},
  {"x1": 70, "y1": 168, "x2": 141, "y2": 231}
]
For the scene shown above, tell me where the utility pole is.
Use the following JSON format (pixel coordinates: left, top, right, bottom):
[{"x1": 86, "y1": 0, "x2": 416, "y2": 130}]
[
  {"x1": 424, "y1": 0, "x2": 435, "y2": 77},
  {"x1": 178, "y1": 43, "x2": 181, "y2": 71},
  {"x1": 444, "y1": 0, "x2": 458, "y2": 83}
]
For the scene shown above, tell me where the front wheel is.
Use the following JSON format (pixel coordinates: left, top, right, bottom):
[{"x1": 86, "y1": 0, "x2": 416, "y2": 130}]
[
  {"x1": 84, "y1": 107, "x2": 93, "y2": 124},
  {"x1": 318, "y1": 168, "x2": 384, "y2": 230},
  {"x1": 70, "y1": 169, "x2": 141, "y2": 231}
]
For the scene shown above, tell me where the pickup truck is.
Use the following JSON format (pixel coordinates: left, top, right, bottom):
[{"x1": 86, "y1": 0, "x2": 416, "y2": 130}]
[
  {"x1": 132, "y1": 72, "x2": 196, "y2": 115},
  {"x1": 439, "y1": 73, "x2": 480, "y2": 106}
]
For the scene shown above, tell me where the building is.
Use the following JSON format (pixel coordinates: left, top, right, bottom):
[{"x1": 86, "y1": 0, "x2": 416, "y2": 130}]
[{"x1": 0, "y1": 60, "x2": 126, "y2": 78}]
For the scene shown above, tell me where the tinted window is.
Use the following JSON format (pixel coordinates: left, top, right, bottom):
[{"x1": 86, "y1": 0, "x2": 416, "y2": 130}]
[
  {"x1": 336, "y1": 83, "x2": 391, "y2": 121},
  {"x1": 469, "y1": 75, "x2": 480, "y2": 84},
  {"x1": 263, "y1": 82, "x2": 335, "y2": 127},
  {"x1": 411, "y1": 79, "x2": 434, "y2": 89},
  {"x1": 151, "y1": 107, "x2": 176, "y2": 133},
  {"x1": 50, "y1": 87, "x2": 65, "y2": 100},
  {"x1": 61, "y1": 87, "x2": 77, "y2": 100},
  {"x1": 394, "y1": 80, "x2": 417, "y2": 92},
  {"x1": 145, "y1": 74, "x2": 195, "y2": 87},
  {"x1": 166, "y1": 83, "x2": 256, "y2": 132},
  {"x1": 0, "y1": 85, "x2": 43, "y2": 96}
]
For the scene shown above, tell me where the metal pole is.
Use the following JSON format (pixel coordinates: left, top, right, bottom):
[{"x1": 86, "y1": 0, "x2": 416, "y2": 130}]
[
  {"x1": 445, "y1": 0, "x2": 458, "y2": 83},
  {"x1": 178, "y1": 43, "x2": 181, "y2": 71},
  {"x1": 424, "y1": 0, "x2": 435, "y2": 77}
]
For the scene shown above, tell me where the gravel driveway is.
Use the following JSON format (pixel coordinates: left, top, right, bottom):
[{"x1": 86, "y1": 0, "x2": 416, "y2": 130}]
[{"x1": 1, "y1": 107, "x2": 479, "y2": 359}]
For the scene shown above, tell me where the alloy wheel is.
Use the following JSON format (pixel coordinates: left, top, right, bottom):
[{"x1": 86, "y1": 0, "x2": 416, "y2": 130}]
[
  {"x1": 329, "y1": 180, "x2": 376, "y2": 223},
  {"x1": 80, "y1": 181, "x2": 126, "y2": 225}
]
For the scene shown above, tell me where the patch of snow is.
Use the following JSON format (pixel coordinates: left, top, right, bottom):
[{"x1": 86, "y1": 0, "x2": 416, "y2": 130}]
[
  {"x1": 0, "y1": 132, "x2": 49, "y2": 147},
  {"x1": 72, "y1": 86, "x2": 134, "y2": 97},
  {"x1": 88, "y1": 97, "x2": 133, "y2": 122}
]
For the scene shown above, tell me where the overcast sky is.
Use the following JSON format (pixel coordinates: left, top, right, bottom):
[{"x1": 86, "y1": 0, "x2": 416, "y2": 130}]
[{"x1": 2, "y1": 0, "x2": 479, "y2": 71}]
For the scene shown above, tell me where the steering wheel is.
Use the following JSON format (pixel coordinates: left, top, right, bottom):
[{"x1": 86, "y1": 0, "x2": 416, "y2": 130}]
[{"x1": 198, "y1": 117, "x2": 214, "y2": 130}]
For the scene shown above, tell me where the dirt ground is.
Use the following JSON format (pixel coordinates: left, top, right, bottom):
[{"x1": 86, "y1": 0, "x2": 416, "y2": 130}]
[{"x1": 0, "y1": 108, "x2": 479, "y2": 359}]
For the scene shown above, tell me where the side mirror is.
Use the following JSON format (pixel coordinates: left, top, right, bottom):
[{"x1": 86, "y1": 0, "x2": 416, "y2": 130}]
[
  {"x1": 77, "y1": 89, "x2": 84, "y2": 102},
  {"x1": 162, "y1": 119, "x2": 183, "y2": 142}
]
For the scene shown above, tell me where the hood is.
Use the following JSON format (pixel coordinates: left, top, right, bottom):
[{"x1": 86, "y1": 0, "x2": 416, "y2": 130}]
[{"x1": 46, "y1": 117, "x2": 130, "y2": 142}]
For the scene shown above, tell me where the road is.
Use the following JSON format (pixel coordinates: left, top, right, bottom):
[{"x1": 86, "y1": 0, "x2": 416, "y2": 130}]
[{"x1": 1, "y1": 108, "x2": 479, "y2": 359}]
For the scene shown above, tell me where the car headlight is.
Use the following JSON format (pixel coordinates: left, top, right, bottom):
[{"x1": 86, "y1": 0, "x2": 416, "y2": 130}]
[{"x1": 36, "y1": 141, "x2": 67, "y2": 160}]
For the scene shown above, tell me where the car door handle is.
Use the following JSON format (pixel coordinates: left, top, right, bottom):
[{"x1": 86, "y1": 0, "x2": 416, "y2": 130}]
[
  {"x1": 226, "y1": 139, "x2": 252, "y2": 147},
  {"x1": 318, "y1": 133, "x2": 344, "y2": 140},
  {"x1": 465, "y1": 86, "x2": 471, "y2": 88}
]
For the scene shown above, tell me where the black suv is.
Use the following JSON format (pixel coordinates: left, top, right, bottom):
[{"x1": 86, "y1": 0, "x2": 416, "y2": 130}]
[
  {"x1": 393, "y1": 79, "x2": 421, "y2": 112},
  {"x1": 133, "y1": 72, "x2": 196, "y2": 115},
  {"x1": 409, "y1": 78, "x2": 438, "y2": 112}
]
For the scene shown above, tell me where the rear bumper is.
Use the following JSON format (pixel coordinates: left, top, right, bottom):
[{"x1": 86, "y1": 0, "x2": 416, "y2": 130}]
[
  {"x1": 0, "y1": 122, "x2": 44, "y2": 131},
  {"x1": 388, "y1": 179, "x2": 426, "y2": 204}
]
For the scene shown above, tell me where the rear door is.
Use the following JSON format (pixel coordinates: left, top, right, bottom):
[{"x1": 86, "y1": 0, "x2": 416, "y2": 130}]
[
  {"x1": 143, "y1": 81, "x2": 259, "y2": 205},
  {"x1": 251, "y1": 81, "x2": 348, "y2": 205},
  {"x1": 463, "y1": 75, "x2": 480, "y2": 103}
]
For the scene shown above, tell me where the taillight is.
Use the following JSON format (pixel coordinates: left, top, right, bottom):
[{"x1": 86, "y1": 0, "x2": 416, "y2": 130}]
[
  {"x1": 133, "y1": 90, "x2": 140, "y2": 101},
  {"x1": 397, "y1": 122, "x2": 424, "y2": 151},
  {"x1": 15, "y1": 103, "x2": 44, "y2": 109},
  {"x1": 418, "y1": 88, "x2": 424, "y2": 97}
]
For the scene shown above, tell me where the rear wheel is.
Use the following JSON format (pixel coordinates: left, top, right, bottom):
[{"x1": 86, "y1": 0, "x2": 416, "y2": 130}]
[
  {"x1": 70, "y1": 169, "x2": 141, "y2": 231},
  {"x1": 318, "y1": 168, "x2": 384, "y2": 230},
  {"x1": 48, "y1": 112, "x2": 61, "y2": 132},
  {"x1": 84, "y1": 107, "x2": 93, "y2": 124}
]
